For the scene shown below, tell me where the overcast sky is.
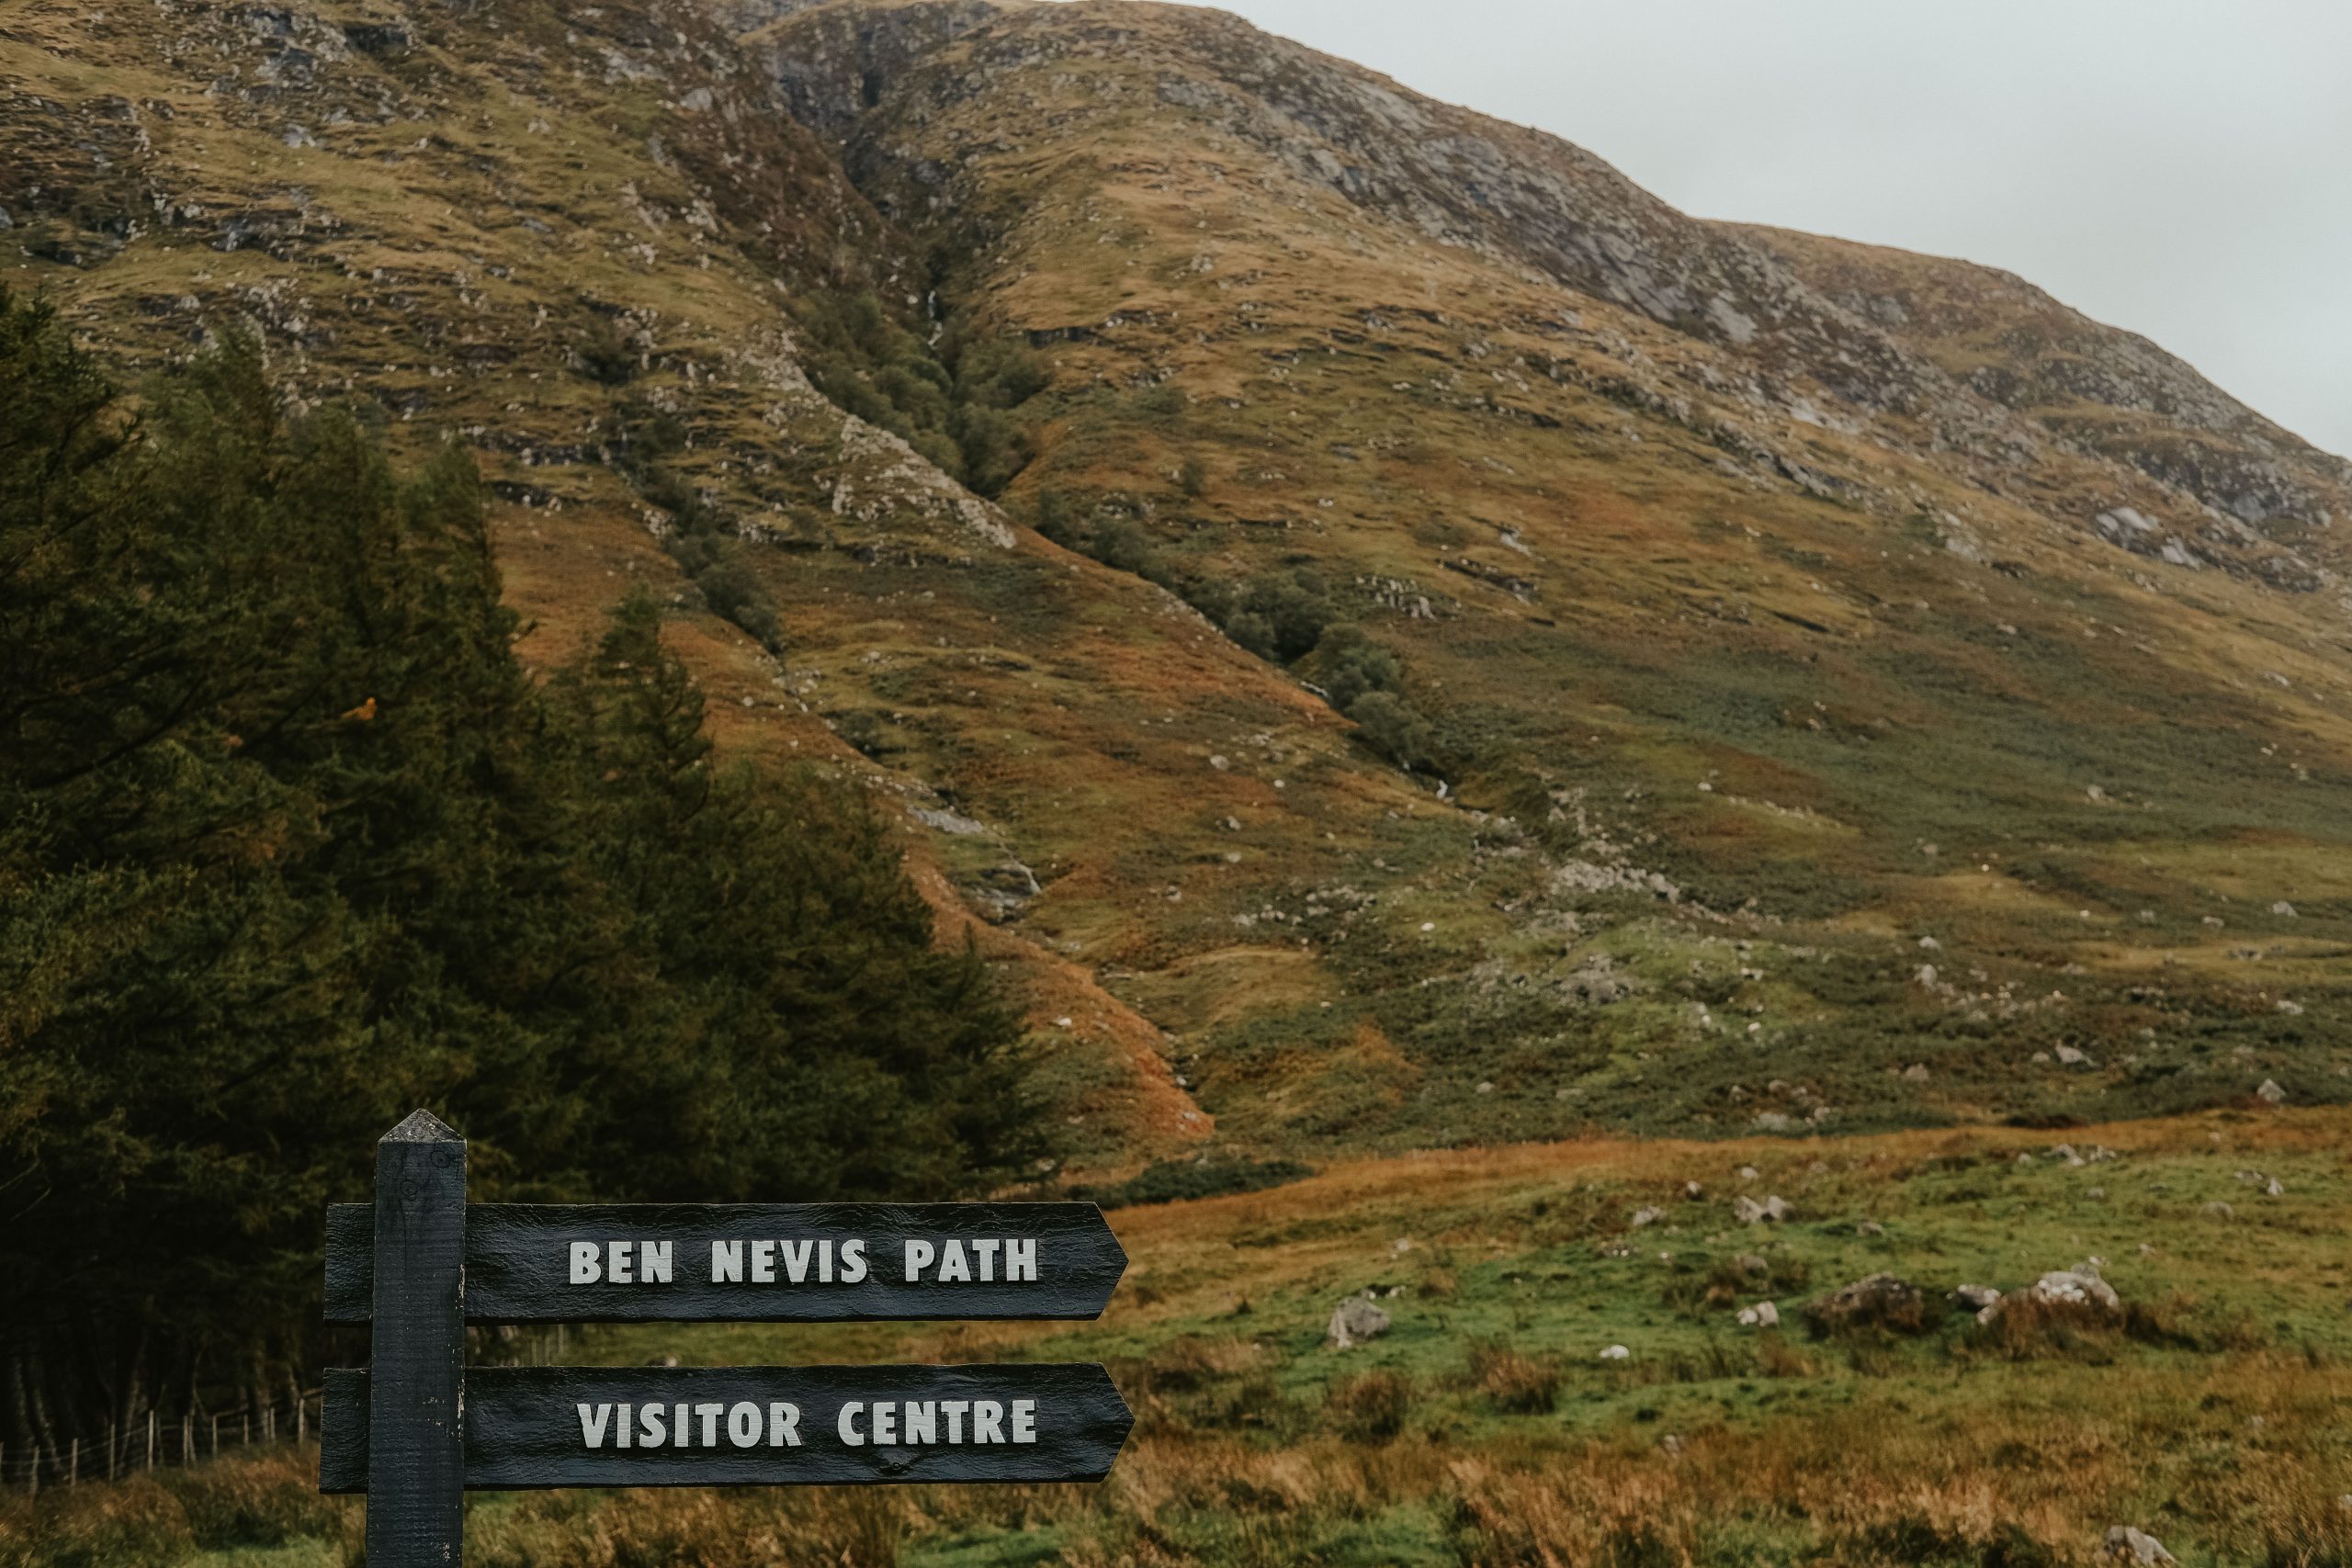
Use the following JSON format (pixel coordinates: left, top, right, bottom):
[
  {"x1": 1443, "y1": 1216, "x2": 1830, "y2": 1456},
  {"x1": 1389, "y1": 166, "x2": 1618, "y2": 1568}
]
[{"x1": 1198, "y1": 0, "x2": 2352, "y2": 457}]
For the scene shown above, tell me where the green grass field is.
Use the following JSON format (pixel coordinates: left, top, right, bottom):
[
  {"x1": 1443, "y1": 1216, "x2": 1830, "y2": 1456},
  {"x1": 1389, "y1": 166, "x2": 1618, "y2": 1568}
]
[{"x1": 13, "y1": 1109, "x2": 2351, "y2": 1567}]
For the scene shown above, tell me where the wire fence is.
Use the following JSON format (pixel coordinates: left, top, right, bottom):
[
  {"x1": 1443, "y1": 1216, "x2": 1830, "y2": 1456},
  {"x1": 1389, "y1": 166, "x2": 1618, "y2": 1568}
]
[
  {"x1": 3, "y1": 1325, "x2": 582, "y2": 1495},
  {"x1": 0, "y1": 1392, "x2": 320, "y2": 1495}
]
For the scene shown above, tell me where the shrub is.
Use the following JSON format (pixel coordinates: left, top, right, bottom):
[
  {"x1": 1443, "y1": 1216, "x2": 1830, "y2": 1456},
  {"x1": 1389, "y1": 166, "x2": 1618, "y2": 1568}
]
[
  {"x1": 1326, "y1": 1370, "x2": 1414, "y2": 1444},
  {"x1": 1076, "y1": 1155, "x2": 1313, "y2": 1209},
  {"x1": 1349, "y1": 690, "x2": 1438, "y2": 771},
  {"x1": 1223, "y1": 570, "x2": 1333, "y2": 662},
  {"x1": 1469, "y1": 1344, "x2": 1562, "y2": 1414},
  {"x1": 575, "y1": 313, "x2": 639, "y2": 385},
  {"x1": 1310, "y1": 624, "x2": 1403, "y2": 712}
]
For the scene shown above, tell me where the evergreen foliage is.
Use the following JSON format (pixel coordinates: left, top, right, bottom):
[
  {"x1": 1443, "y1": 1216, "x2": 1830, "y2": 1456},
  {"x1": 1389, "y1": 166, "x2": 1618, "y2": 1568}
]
[
  {"x1": 0, "y1": 292, "x2": 1031, "y2": 1451},
  {"x1": 786, "y1": 291, "x2": 1046, "y2": 496}
]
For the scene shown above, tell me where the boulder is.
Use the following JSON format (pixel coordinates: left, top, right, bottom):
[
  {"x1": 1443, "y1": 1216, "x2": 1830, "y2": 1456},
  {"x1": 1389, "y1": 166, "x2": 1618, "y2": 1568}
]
[
  {"x1": 2256, "y1": 1077, "x2": 2287, "y2": 1105},
  {"x1": 1804, "y1": 1273, "x2": 1939, "y2": 1336},
  {"x1": 1630, "y1": 1205, "x2": 1667, "y2": 1228},
  {"x1": 2028, "y1": 1266, "x2": 2120, "y2": 1315},
  {"x1": 1736, "y1": 1301, "x2": 1780, "y2": 1328},
  {"x1": 1733, "y1": 1194, "x2": 1792, "y2": 1225},
  {"x1": 1951, "y1": 1284, "x2": 2002, "y2": 1314},
  {"x1": 2104, "y1": 1525, "x2": 2177, "y2": 1564},
  {"x1": 1327, "y1": 1293, "x2": 1392, "y2": 1349},
  {"x1": 1597, "y1": 1344, "x2": 1631, "y2": 1361}
]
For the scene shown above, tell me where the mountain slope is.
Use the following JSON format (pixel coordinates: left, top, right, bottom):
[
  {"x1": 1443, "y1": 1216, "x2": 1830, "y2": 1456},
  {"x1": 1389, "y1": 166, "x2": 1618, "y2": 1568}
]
[
  {"x1": 7, "y1": 0, "x2": 2350, "y2": 1166},
  {"x1": 1740, "y1": 222, "x2": 2352, "y2": 588},
  {"x1": 744, "y1": 0, "x2": 2352, "y2": 1144}
]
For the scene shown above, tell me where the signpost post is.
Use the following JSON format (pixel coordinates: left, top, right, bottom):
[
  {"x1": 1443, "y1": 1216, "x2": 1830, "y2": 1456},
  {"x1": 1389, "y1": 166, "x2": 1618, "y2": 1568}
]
[{"x1": 324, "y1": 1112, "x2": 1132, "y2": 1562}]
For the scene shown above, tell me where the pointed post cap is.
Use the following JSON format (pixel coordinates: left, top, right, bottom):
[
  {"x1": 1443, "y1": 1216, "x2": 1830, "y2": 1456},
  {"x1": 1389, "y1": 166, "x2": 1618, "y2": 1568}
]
[{"x1": 380, "y1": 1109, "x2": 462, "y2": 1144}]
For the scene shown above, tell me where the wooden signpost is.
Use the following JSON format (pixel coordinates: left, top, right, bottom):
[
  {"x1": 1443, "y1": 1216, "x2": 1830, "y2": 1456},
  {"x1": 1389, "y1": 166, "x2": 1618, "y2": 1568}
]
[{"x1": 322, "y1": 1111, "x2": 1133, "y2": 1563}]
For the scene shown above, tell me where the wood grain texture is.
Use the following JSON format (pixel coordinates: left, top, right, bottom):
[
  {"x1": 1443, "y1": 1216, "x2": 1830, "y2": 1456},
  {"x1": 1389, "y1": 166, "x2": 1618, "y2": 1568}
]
[
  {"x1": 324, "y1": 1202, "x2": 1125, "y2": 1324},
  {"x1": 365, "y1": 1111, "x2": 467, "y2": 1567},
  {"x1": 319, "y1": 1364, "x2": 1133, "y2": 1490}
]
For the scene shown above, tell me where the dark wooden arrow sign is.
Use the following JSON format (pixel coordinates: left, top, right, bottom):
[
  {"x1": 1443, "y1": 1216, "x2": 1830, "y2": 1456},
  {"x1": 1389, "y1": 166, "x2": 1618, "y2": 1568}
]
[
  {"x1": 326, "y1": 1113, "x2": 1134, "y2": 1566},
  {"x1": 325, "y1": 1201, "x2": 1126, "y2": 1323},
  {"x1": 321, "y1": 1364, "x2": 1132, "y2": 1489}
]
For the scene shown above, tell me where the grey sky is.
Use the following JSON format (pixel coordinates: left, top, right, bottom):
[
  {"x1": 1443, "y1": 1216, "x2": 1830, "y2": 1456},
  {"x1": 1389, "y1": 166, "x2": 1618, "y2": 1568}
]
[{"x1": 1197, "y1": 0, "x2": 2352, "y2": 457}]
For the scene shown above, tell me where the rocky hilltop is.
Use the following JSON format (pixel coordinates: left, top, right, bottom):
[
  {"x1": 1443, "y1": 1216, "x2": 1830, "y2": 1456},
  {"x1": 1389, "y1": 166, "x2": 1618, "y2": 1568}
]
[{"x1": 6, "y1": 0, "x2": 2347, "y2": 1167}]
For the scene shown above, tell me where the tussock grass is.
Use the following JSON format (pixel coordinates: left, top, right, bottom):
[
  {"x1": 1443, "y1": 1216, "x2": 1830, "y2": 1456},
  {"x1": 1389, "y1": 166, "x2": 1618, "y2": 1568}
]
[{"x1": 18, "y1": 1110, "x2": 2352, "y2": 1566}]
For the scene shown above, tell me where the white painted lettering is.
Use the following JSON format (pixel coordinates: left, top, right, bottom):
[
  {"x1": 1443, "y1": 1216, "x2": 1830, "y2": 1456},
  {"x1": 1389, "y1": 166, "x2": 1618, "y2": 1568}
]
[
  {"x1": 974, "y1": 1400, "x2": 1004, "y2": 1444},
  {"x1": 578, "y1": 1404, "x2": 612, "y2": 1448},
  {"x1": 571, "y1": 1242, "x2": 601, "y2": 1284},
  {"x1": 769, "y1": 1402, "x2": 801, "y2": 1448},
  {"x1": 696, "y1": 1403, "x2": 724, "y2": 1447},
  {"x1": 727, "y1": 1402, "x2": 760, "y2": 1448},
  {"x1": 904, "y1": 1238, "x2": 935, "y2": 1280},
  {"x1": 639, "y1": 1405, "x2": 666, "y2": 1448},
  {"x1": 674, "y1": 1402, "x2": 690, "y2": 1447},
  {"x1": 974, "y1": 1239, "x2": 1001, "y2": 1280},
  {"x1": 903, "y1": 1401, "x2": 936, "y2": 1444},
  {"x1": 939, "y1": 1240, "x2": 970, "y2": 1283},
  {"x1": 1006, "y1": 1238, "x2": 1037, "y2": 1281},
  {"x1": 641, "y1": 1241, "x2": 672, "y2": 1283},
  {"x1": 839, "y1": 1402, "x2": 865, "y2": 1446},
  {"x1": 841, "y1": 1239, "x2": 868, "y2": 1282},
  {"x1": 783, "y1": 1239, "x2": 814, "y2": 1282},
  {"x1": 617, "y1": 1404, "x2": 632, "y2": 1449},
  {"x1": 752, "y1": 1239, "x2": 776, "y2": 1283},
  {"x1": 873, "y1": 1402, "x2": 897, "y2": 1445},
  {"x1": 609, "y1": 1240, "x2": 634, "y2": 1284},
  {"x1": 942, "y1": 1399, "x2": 968, "y2": 1443},
  {"x1": 820, "y1": 1238, "x2": 834, "y2": 1282},
  {"x1": 712, "y1": 1240, "x2": 743, "y2": 1283},
  {"x1": 1012, "y1": 1399, "x2": 1036, "y2": 1444}
]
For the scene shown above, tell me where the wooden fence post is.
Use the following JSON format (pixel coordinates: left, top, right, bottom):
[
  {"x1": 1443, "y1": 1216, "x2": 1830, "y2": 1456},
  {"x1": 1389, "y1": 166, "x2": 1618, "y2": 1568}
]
[{"x1": 368, "y1": 1111, "x2": 468, "y2": 1568}]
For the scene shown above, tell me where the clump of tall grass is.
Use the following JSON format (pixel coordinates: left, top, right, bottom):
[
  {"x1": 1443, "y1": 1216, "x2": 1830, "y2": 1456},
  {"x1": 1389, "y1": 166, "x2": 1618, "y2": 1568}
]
[
  {"x1": 1467, "y1": 1343, "x2": 1563, "y2": 1414},
  {"x1": 1325, "y1": 1369, "x2": 1415, "y2": 1443}
]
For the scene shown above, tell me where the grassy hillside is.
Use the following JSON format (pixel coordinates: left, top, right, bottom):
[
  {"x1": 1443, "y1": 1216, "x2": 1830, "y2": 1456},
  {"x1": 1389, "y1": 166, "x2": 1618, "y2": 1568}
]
[
  {"x1": 12, "y1": 1105, "x2": 2352, "y2": 1565},
  {"x1": 11, "y1": 0, "x2": 2352, "y2": 1168},
  {"x1": 747, "y1": 0, "x2": 2352, "y2": 1155}
]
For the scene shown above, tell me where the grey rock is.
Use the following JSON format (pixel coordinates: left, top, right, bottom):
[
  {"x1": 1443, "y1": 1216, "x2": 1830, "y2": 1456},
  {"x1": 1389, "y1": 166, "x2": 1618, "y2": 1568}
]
[
  {"x1": 2028, "y1": 1266, "x2": 2120, "y2": 1315},
  {"x1": 1733, "y1": 1194, "x2": 1792, "y2": 1225},
  {"x1": 1597, "y1": 1343, "x2": 1631, "y2": 1361},
  {"x1": 2256, "y1": 1077, "x2": 2287, "y2": 1105},
  {"x1": 1327, "y1": 1293, "x2": 1391, "y2": 1349},
  {"x1": 1736, "y1": 1300, "x2": 1780, "y2": 1328},
  {"x1": 2103, "y1": 1525, "x2": 2177, "y2": 1564}
]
